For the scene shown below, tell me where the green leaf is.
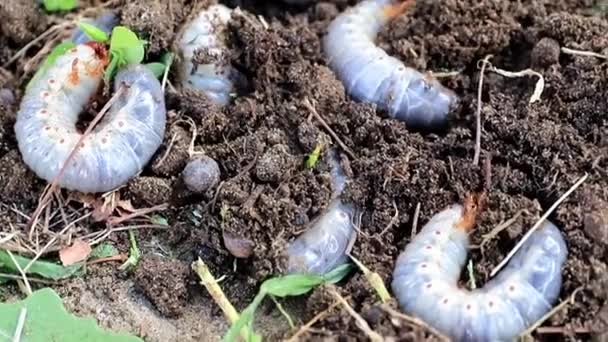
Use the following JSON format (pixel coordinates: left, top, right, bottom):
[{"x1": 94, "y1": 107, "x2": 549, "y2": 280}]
[
  {"x1": 0, "y1": 250, "x2": 83, "y2": 281},
  {"x1": 0, "y1": 288, "x2": 142, "y2": 341},
  {"x1": 104, "y1": 52, "x2": 120, "y2": 84},
  {"x1": 261, "y1": 274, "x2": 325, "y2": 297},
  {"x1": 305, "y1": 144, "x2": 323, "y2": 169},
  {"x1": 223, "y1": 264, "x2": 352, "y2": 341},
  {"x1": 145, "y1": 63, "x2": 166, "y2": 79},
  {"x1": 89, "y1": 243, "x2": 119, "y2": 260},
  {"x1": 110, "y1": 26, "x2": 145, "y2": 65},
  {"x1": 42, "y1": 0, "x2": 78, "y2": 11},
  {"x1": 322, "y1": 263, "x2": 354, "y2": 284},
  {"x1": 223, "y1": 293, "x2": 264, "y2": 342},
  {"x1": 77, "y1": 22, "x2": 109, "y2": 43},
  {"x1": 27, "y1": 42, "x2": 76, "y2": 90},
  {"x1": 119, "y1": 230, "x2": 140, "y2": 271}
]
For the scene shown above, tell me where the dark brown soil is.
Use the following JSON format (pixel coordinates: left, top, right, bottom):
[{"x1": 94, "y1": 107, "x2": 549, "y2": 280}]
[{"x1": 0, "y1": 0, "x2": 607, "y2": 341}]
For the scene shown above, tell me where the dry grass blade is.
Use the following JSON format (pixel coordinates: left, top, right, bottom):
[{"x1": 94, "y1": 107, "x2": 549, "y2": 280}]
[
  {"x1": 487, "y1": 66, "x2": 544, "y2": 103},
  {"x1": 285, "y1": 299, "x2": 342, "y2": 342},
  {"x1": 473, "y1": 55, "x2": 492, "y2": 166},
  {"x1": 303, "y1": 98, "x2": 356, "y2": 160},
  {"x1": 327, "y1": 285, "x2": 383, "y2": 342},
  {"x1": 3, "y1": 22, "x2": 73, "y2": 68},
  {"x1": 561, "y1": 47, "x2": 607, "y2": 59},
  {"x1": 519, "y1": 286, "x2": 584, "y2": 339},
  {"x1": 12, "y1": 308, "x2": 27, "y2": 342},
  {"x1": 24, "y1": 212, "x2": 92, "y2": 273},
  {"x1": 490, "y1": 173, "x2": 588, "y2": 277},
  {"x1": 380, "y1": 304, "x2": 450, "y2": 341},
  {"x1": 7, "y1": 251, "x2": 32, "y2": 296}
]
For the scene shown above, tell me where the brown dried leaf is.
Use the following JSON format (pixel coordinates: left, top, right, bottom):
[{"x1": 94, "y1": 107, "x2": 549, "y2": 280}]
[{"x1": 59, "y1": 240, "x2": 92, "y2": 266}]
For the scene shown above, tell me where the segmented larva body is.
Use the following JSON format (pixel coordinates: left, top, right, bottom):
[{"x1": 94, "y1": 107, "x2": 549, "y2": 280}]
[
  {"x1": 15, "y1": 44, "x2": 166, "y2": 193},
  {"x1": 391, "y1": 201, "x2": 568, "y2": 341},
  {"x1": 323, "y1": 0, "x2": 458, "y2": 129},
  {"x1": 178, "y1": 4, "x2": 244, "y2": 105},
  {"x1": 286, "y1": 149, "x2": 357, "y2": 274},
  {"x1": 71, "y1": 11, "x2": 118, "y2": 45}
]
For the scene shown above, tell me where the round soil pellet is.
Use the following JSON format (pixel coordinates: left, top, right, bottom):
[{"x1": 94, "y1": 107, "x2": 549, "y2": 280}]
[{"x1": 182, "y1": 156, "x2": 221, "y2": 193}]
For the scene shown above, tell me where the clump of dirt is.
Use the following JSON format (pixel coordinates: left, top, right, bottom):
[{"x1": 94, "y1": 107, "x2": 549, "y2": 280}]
[
  {"x1": 133, "y1": 255, "x2": 190, "y2": 318},
  {"x1": 0, "y1": 150, "x2": 36, "y2": 200},
  {"x1": 128, "y1": 176, "x2": 173, "y2": 205},
  {"x1": 120, "y1": 0, "x2": 192, "y2": 55},
  {"x1": 150, "y1": 123, "x2": 191, "y2": 176},
  {"x1": 0, "y1": 0, "x2": 47, "y2": 46}
]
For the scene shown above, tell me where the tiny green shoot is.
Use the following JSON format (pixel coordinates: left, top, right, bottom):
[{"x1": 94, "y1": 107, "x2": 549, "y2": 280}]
[
  {"x1": 223, "y1": 264, "x2": 353, "y2": 342},
  {"x1": 42, "y1": 0, "x2": 78, "y2": 12},
  {"x1": 119, "y1": 230, "x2": 141, "y2": 271},
  {"x1": 305, "y1": 144, "x2": 323, "y2": 169},
  {"x1": 77, "y1": 22, "x2": 109, "y2": 43},
  {"x1": 89, "y1": 243, "x2": 119, "y2": 260},
  {"x1": 150, "y1": 214, "x2": 169, "y2": 226},
  {"x1": 105, "y1": 26, "x2": 146, "y2": 82},
  {"x1": 349, "y1": 255, "x2": 391, "y2": 303}
]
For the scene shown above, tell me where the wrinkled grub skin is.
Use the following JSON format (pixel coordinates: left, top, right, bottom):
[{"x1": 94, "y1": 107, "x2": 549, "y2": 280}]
[{"x1": 0, "y1": 0, "x2": 606, "y2": 341}]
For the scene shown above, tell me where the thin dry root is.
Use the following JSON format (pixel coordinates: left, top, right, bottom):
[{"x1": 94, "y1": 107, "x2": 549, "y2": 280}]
[
  {"x1": 456, "y1": 193, "x2": 483, "y2": 231},
  {"x1": 384, "y1": 0, "x2": 416, "y2": 19}
]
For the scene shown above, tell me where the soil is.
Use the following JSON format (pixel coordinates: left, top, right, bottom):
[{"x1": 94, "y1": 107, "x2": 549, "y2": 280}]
[{"x1": 0, "y1": 0, "x2": 607, "y2": 341}]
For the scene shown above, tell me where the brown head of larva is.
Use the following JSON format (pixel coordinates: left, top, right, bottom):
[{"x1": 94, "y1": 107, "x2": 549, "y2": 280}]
[
  {"x1": 456, "y1": 193, "x2": 484, "y2": 231},
  {"x1": 384, "y1": 0, "x2": 416, "y2": 20},
  {"x1": 84, "y1": 41, "x2": 110, "y2": 77},
  {"x1": 86, "y1": 41, "x2": 110, "y2": 64}
]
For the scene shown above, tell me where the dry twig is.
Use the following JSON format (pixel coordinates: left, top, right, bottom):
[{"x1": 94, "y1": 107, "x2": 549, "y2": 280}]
[
  {"x1": 303, "y1": 98, "x2": 356, "y2": 160},
  {"x1": 491, "y1": 173, "x2": 588, "y2": 277},
  {"x1": 327, "y1": 285, "x2": 383, "y2": 342}
]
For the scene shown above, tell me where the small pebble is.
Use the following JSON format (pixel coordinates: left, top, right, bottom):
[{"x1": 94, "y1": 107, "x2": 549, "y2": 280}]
[
  {"x1": 182, "y1": 156, "x2": 221, "y2": 193},
  {"x1": 531, "y1": 37, "x2": 561, "y2": 67},
  {"x1": 0, "y1": 88, "x2": 15, "y2": 106}
]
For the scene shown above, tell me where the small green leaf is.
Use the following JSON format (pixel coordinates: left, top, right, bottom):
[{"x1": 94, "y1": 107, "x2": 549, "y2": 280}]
[
  {"x1": 261, "y1": 274, "x2": 325, "y2": 297},
  {"x1": 110, "y1": 26, "x2": 145, "y2": 65},
  {"x1": 305, "y1": 144, "x2": 323, "y2": 169},
  {"x1": 104, "y1": 52, "x2": 120, "y2": 84},
  {"x1": 322, "y1": 263, "x2": 354, "y2": 284},
  {"x1": 0, "y1": 288, "x2": 143, "y2": 341},
  {"x1": 150, "y1": 214, "x2": 169, "y2": 226},
  {"x1": 119, "y1": 230, "x2": 140, "y2": 271},
  {"x1": 42, "y1": 0, "x2": 78, "y2": 11},
  {"x1": 223, "y1": 293, "x2": 264, "y2": 342},
  {"x1": 145, "y1": 63, "x2": 166, "y2": 79},
  {"x1": 89, "y1": 243, "x2": 119, "y2": 260},
  {"x1": 77, "y1": 22, "x2": 109, "y2": 43},
  {"x1": 0, "y1": 250, "x2": 83, "y2": 281},
  {"x1": 27, "y1": 42, "x2": 76, "y2": 90}
]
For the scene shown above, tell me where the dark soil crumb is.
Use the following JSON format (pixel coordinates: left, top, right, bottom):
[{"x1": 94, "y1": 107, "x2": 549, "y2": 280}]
[
  {"x1": 0, "y1": 0, "x2": 47, "y2": 46},
  {"x1": 531, "y1": 37, "x2": 561, "y2": 67},
  {"x1": 0, "y1": 150, "x2": 36, "y2": 200},
  {"x1": 254, "y1": 144, "x2": 297, "y2": 183},
  {"x1": 134, "y1": 255, "x2": 190, "y2": 318},
  {"x1": 128, "y1": 176, "x2": 173, "y2": 205},
  {"x1": 120, "y1": 0, "x2": 191, "y2": 55},
  {"x1": 150, "y1": 124, "x2": 190, "y2": 176}
]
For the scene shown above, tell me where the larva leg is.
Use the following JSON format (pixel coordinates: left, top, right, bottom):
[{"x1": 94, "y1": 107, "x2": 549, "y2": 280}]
[
  {"x1": 391, "y1": 195, "x2": 568, "y2": 341},
  {"x1": 323, "y1": 0, "x2": 459, "y2": 130}
]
